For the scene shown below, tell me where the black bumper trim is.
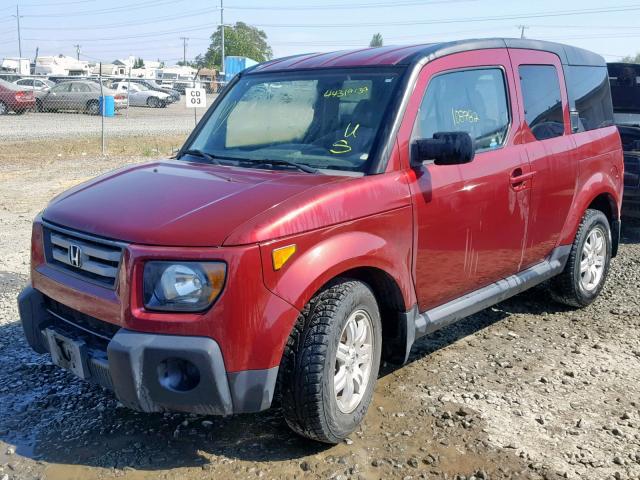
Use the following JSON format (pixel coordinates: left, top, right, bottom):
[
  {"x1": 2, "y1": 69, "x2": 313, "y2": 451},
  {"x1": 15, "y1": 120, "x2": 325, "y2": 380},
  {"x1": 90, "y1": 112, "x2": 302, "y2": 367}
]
[{"x1": 18, "y1": 286, "x2": 279, "y2": 415}]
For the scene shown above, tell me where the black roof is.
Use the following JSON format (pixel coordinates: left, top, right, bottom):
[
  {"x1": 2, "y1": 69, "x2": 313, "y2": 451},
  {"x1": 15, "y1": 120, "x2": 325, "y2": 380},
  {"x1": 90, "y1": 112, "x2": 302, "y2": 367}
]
[
  {"x1": 402, "y1": 38, "x2": 606, "y2": 68},
  {"x1": 248, "y1": 38, "x2": 606, "y2": 75}
]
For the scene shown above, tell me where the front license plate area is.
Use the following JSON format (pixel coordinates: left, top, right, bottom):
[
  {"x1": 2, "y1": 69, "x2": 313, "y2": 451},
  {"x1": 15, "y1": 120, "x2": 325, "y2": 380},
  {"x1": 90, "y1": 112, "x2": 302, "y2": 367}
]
[{"x1": 44, "y1": 328, "x2": 89, "y2": 380}]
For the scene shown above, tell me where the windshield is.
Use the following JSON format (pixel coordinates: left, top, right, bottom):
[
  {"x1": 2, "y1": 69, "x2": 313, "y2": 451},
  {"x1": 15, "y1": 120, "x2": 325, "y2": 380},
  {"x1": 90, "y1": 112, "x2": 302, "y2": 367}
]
[{"x1": 187, "y1": 68, "x2": 403, "y2": 173}]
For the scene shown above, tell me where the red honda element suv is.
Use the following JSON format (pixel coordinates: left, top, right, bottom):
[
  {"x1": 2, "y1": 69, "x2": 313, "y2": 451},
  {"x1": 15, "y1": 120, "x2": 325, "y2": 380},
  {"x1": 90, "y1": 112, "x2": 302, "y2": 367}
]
[{"x1": 19, "y1": 39, "x2": 623, "y2": 443}]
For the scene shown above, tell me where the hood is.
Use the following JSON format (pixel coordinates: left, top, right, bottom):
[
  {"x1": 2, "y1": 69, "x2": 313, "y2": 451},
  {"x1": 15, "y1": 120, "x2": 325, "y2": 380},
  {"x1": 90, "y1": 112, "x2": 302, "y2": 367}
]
[{"x1": 42, "y1": 160, "x2": 348, "y2": 247}]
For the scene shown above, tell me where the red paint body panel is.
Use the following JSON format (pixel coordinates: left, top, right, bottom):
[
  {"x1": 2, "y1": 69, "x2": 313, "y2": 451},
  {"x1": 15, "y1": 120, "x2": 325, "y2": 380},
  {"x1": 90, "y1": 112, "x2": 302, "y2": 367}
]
[
  {"x1": 30, "y1": 42, "x2": 624, "y2": 380},
  {"x1": 43, "y1": 160, "x2": 348, "y2": 247},
  {"x1": 260, "y1": 206, "x2": 415, "y2": 312}
]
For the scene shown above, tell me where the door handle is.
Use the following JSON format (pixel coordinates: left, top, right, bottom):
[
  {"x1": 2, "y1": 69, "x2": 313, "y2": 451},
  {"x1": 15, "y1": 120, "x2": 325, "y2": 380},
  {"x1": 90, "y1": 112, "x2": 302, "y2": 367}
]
[{"x1": 510, "y1": 169, "x2": 536, "y2": 190}]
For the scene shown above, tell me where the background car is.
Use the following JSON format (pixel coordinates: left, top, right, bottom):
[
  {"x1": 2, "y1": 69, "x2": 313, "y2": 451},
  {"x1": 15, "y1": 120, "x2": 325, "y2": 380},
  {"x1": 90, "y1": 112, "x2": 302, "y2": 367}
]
[
  {"x1": 131, "y1": 79, "x2": 180, "y2": 103},
  {"x1": 13, "y1": 78, "x2": 55, "y2": 92},
  {"x1": 112, "y1": 81, "x2": 170, "y2": 107},
  {"x1": 0, "y1": 78, "x2": 35, "y2": 114},
  {"x1": 36, "y1": 80, "x2": 127, "y2": 114},
  {"x1": 608, "y1": 62, "x2": 640, "y2": 217}
]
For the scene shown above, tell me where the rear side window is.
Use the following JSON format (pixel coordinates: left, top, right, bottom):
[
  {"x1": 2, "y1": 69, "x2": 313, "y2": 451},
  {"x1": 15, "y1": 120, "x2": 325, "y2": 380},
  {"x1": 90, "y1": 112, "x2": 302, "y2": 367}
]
[
  {"x1": 566, "y1": 66, "x2": 615, "y2": 131},
  {"x1": 412, "y1": 68, "x2": 510, "y2": 151},
  {"x1": 519, "y1": 65, "x2": 565, "y2": 141}
]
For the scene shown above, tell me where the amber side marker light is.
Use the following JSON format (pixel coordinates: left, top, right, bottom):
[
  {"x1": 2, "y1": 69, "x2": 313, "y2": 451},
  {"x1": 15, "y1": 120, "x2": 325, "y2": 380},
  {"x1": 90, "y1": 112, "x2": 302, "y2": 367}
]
[{"x1": 272, "y1": 244, "x2": 296, "y2": 271}]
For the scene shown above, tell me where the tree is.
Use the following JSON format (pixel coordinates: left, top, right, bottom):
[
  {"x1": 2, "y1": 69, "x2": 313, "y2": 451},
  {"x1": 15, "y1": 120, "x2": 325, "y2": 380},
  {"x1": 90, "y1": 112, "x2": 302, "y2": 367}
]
[
  {"x1": 133, "y1": 57, "x2": 144, "y2": 68},
  {"x1": 621, "y1": 53, "x2": 640, "y2": 64},
  {"x1": 369, "y1": 33, "x2": 384, "y2": 48},
  {"x1": 201, "y1": 22, "x2": 272, "y2": 69}
]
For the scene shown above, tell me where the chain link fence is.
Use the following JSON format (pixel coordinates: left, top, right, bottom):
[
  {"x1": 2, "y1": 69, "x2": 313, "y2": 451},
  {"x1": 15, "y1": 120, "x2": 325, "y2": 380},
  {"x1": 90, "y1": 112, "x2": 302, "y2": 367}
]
[{"x1": 0, "y1": 69, "x2": 223, "y2": 159}]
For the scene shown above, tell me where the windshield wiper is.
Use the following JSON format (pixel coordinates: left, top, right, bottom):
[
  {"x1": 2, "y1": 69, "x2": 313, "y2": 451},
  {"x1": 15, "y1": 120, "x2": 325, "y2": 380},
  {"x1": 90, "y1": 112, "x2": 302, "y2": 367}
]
[
  {"x1": 180, "y1": 149, "x2": 221, "y2": 165},
  {"x1": 242, "y1": 158, "x2": 318, "y2": 174}
]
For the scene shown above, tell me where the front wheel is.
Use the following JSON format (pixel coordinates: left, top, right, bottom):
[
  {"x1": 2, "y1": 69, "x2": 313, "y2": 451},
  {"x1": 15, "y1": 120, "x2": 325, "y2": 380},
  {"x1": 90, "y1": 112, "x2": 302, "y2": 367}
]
[
  {"x1": 0, "y1": 101, "x2": 7, "y2": 115},
  {"x1": 279, "y1": 279, "x2": 382, "y2": 443},
  {"x1": 147, "y1": 96, "x2": 160, "y2": 108},
  {"x1": 551, "y1": 209, "x2": 612, "y2": 307}
]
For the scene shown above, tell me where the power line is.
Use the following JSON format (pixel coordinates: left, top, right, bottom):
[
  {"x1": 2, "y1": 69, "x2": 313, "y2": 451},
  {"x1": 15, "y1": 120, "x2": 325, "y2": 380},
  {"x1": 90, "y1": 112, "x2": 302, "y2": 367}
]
[
  {"x1": 248, "y1": 4, "x2": 640, "y2": 28},
  {"x1": 224, "y1": 0, "x2": 473, "y2": 9},
  {"x1": 22, "y1": 0, "x2": 183, "y2": 18},
  {"x1": 22, "y1": 7, "x2": 219, "y2": 30}
]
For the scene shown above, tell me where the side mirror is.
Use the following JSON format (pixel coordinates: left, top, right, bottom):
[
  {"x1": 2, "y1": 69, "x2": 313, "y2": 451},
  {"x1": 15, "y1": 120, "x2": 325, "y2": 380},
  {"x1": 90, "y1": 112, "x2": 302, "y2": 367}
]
[{"x1": 411, "y1": 132, "x2": 475, "y2": 167}]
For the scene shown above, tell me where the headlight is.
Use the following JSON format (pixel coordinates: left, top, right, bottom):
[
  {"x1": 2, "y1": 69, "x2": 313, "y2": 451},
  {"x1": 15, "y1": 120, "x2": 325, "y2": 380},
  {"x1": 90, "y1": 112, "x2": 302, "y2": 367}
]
[{"x1": 143, "y1": 262, "x2": 226, "y2": 312}]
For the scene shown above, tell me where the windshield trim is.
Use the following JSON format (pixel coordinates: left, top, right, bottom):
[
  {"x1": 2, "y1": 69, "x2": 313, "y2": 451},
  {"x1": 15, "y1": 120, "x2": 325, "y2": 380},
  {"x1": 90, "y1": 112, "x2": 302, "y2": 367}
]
[{"x1": 178, "y1": 66, "x2": 408, "y2": 176}]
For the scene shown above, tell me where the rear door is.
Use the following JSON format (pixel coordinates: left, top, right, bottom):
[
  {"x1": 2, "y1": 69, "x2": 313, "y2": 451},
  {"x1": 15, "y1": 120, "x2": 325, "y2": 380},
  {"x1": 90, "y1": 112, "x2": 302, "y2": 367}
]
[
  {"x1": 398, "y1": 49, "x2": 532, "y2": 311},
  {"x1": 508, "y1": 49, "x2": 576, "y2": 267},
  {"x1": 45, "y1": 82, "x2": 71, "y2": 109}
]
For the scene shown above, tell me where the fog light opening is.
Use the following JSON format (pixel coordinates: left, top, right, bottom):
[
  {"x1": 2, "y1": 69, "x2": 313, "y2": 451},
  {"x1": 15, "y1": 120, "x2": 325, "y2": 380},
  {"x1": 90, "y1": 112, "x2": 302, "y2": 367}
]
[{"x1": 157, "y1": 357, "x2": 201, "y2": 392}]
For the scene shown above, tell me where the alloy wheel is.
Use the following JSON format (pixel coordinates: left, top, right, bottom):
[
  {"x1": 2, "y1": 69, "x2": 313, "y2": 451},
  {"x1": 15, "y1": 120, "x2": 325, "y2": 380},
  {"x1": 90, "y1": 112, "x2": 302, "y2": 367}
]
[
  {"x1": 334, "y1": 309, "x2": 374, "y2": 414},
  {"x1": 579, "y1": 226, "x2": 606, "y2": 292}
]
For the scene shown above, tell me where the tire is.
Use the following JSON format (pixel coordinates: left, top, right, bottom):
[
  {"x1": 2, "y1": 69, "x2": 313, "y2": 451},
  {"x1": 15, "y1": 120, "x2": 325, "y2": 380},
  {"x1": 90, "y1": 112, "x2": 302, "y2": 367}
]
[
  {"x1": 0, "y1": 101, "x2": 7, "y2": 115},
  {"x1": 278, "y1": 279, "x2": 382, "y2": 444},
  {"x1": 35, "y1": 99, "x2": 44, "y2": 112},
  {"x1": 551, "y1": 209, "x2": 612, "y2": 307},
  {"x1": 86, "y1": 100, "x2": 99, "y2": 115},
  {"x1": 14, "y1": 109, "x2": 26, "y2": 115},
  {"x1": 147, "y1": 96, "x2": 160, "y2": 108}
]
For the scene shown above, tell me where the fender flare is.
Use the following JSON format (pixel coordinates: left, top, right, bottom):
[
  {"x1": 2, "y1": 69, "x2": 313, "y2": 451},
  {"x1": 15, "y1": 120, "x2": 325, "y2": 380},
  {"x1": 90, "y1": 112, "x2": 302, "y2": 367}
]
[
  {"x1": 261, "y1": 230, "x2": 415, "y2": 314},
  {"x1": 558, "y1": 174, "x2": 621, "y2": 247}
]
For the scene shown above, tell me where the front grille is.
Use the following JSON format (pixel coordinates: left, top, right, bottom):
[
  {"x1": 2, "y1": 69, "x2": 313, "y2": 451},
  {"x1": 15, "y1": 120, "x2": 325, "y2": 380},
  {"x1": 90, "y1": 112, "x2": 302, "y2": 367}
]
[{"x1": 43, "y1": 221, "x2": 125, "y2": 288}]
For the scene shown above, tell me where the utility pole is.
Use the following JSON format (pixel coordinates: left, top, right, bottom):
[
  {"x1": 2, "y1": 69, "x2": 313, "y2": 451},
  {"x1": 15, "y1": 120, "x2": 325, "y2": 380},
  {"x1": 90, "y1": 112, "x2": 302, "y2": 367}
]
[
  {"x1": 518, "y1": 25, "x2": 529, "y2": 39},
  {"x1": 13, "y1": 5, "x2": 23, "y2": 58},
  {"x1": 180, "y1": 37, "x2": 188, "y2": 65},
  {"x1": 220, "y1": 0, "x2": 225, "y2": 75},
  {"x1": 74, "y1": 44, "x2": 81, "y2": 60}
]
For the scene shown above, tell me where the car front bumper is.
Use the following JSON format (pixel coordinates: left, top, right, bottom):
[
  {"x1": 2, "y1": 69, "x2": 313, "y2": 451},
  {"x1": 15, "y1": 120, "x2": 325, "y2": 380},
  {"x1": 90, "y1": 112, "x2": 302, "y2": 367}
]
[{"x1": 18, "y1": 285, "x2": 278, "y2": 415}]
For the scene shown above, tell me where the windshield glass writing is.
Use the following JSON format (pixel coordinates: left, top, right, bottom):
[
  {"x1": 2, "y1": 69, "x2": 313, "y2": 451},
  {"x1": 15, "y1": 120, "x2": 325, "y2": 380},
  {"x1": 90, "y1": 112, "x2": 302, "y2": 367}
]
[{"x1": 187, "y1": 68, "x2": 402, "y2": 173}]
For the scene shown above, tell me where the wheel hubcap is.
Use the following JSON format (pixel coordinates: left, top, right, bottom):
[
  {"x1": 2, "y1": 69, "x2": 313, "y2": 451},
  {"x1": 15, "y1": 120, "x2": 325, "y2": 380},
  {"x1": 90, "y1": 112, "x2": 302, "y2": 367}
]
[
  {"x1": 334, "y1": 309, "x2": 373, "y2": 414},
  {"x1": 580, "y1": 227, "x2": 606, "y2": 292}
]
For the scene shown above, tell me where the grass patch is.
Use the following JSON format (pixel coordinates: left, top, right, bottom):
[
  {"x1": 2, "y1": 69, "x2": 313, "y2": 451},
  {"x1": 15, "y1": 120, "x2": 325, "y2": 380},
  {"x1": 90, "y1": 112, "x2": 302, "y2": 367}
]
[{"x1": 0, "y1": 134, "x2": 189, "y2": 162}]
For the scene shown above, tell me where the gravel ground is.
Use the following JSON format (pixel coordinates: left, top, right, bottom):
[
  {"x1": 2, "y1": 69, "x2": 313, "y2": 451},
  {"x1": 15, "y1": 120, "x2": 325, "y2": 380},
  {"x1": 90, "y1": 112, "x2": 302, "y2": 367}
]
[
  {"x1": 0, "y1": 95, "x2": 216, "y2": 141},
  {"x1": 1, "y1": 155, "x2": 639, "y2": 480}
]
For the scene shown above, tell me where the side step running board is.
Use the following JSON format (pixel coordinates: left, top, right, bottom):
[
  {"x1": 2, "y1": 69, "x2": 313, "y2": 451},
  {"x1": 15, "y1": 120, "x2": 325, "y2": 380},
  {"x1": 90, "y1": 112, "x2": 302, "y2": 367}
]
[{"x1": 393, "y1": 246, "x2": 571, "y2": 365}]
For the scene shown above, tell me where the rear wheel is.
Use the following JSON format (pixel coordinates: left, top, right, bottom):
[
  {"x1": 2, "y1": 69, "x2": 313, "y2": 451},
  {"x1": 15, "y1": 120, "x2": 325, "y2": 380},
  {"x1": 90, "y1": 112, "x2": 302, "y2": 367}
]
[
  {"x1": 0, "y1": 101, "x2": 7, "y2": 115},
  {"x1": 551, "y1": 209, "x2": 612, "y2": 307},
  {"x1": 86, "y1": 100, "x2": 99, "y2": 115},
  {"x1": 147, "y1": 96, "x2": 160, "y2": 108},
  {"x1": 278, "y1": 279, "x2": 382, "y2": 444}
]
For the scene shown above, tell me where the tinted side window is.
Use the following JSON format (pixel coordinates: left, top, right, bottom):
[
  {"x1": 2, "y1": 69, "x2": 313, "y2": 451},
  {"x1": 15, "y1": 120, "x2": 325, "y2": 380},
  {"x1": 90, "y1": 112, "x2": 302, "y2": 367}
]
[
  {"x1": 413, "y1": 68, "x2": 510, "y2": 151},
  {"x1": 519, "y1": 65, "x2": 565, "y2": 141},
  {"x1": 566, "y1": 66, "x2": 615, "y2": 131}
]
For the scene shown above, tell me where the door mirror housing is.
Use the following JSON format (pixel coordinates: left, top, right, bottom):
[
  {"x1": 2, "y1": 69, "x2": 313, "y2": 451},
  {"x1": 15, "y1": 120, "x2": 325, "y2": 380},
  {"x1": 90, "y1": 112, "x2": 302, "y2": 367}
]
[{"x1": 411, "y1": 132, "x2": 475, "y2": 167}]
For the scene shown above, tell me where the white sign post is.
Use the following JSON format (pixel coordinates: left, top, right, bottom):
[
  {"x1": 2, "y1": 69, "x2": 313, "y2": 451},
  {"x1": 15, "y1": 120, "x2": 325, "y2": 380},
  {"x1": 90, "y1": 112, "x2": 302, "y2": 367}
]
[{"x1": 185, "y1": 87, "x2": 207, "y2": 126}]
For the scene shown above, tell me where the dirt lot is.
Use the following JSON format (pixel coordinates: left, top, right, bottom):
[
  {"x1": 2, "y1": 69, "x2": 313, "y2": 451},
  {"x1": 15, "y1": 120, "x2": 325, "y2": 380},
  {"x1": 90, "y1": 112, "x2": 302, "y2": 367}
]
[{"x1": 0, "y1": 153, "x2": 639, "y2": 480}]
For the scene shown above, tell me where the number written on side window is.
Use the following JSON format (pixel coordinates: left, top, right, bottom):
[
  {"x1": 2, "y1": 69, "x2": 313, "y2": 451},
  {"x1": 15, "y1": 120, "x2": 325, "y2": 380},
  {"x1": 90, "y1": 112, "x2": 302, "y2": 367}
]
[
  {"x1": 412, "y1": 68, "x2": 510, "y2": 151},
  {"x1": 519, "y1": 65, "x2": 565, "y2": 141}
]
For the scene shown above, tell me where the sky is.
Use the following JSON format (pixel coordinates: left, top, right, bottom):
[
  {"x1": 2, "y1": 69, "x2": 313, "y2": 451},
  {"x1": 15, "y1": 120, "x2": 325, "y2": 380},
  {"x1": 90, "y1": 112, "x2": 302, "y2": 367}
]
[{"x1": 1, "y1": 0, "x2": 640, "y2": 65}]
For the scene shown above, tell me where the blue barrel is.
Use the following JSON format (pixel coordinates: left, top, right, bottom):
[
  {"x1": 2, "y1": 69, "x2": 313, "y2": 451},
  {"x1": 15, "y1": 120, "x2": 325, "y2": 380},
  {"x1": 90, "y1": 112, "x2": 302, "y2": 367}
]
[{"x1": 99, "y1": 95, "x2": 115, "y2": 117}]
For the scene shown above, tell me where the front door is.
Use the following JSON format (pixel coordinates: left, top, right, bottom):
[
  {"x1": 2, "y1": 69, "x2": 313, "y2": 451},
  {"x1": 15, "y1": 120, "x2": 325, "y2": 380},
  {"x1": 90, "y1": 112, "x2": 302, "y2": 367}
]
[{"x1": 398, "y1": 49, "x2": 532, "y2": 312}]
